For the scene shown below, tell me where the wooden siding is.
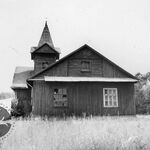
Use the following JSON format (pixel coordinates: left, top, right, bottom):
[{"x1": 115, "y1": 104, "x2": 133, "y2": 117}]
[
  {"x1": 32, "y1": 44, "x2": 59, "y2": 73},
  {"x1": 33, "y1": 46, "x2": 131, "y2": 79},
  {"x1": 32, "y1": 81, "x2": 135, "y2": 116},
  {"x1": 68, "y1": 59, "x2": 103, "y2": 77},
  {"x1": 15, "y1": 89, "x2": 31, "y2": 101},
  {"x1": 102, "y1": 59, "x2": 128, "y2": 78},
  {"x1": 69, "y1": 47, "x2": 100, "y2": 59},
  {"x1": 34, "y1": 55, "x2": 56, "y2": 73},
  {"x1": 31, "y1": 46, "x2": 136, "y2": 116},
  {"x1": 38, "y1": 60, "x2": 68, "y2": 77}
]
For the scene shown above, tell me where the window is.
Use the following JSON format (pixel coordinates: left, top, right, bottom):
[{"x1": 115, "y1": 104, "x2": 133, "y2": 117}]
[
  {"x1": 103, "y1": 88, "x2": 118, "y2": 107},
  {"x1": 81, "y1": 61, "x2": 90, "y2": 72},
  {"x1": 53, "y1": 88, "x2": 68, "y2": 107},
  {"x1": 42, "y1": 62, "x2": 49, "y2": 69}
]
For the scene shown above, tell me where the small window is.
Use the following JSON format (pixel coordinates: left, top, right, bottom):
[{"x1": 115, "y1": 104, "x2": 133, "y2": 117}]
[
  {"x1": 81, "y1": 61, "x2": 90, "y2": 72},
  {"x1": 42, "y1": 62, "x2": 49, "y2": 69},
  {"x1": 103, "y1": 88, "x2": 118, "y2": 107},
  {"x1": 53, "y1": 88, "x2": 68, "y2": 107}
]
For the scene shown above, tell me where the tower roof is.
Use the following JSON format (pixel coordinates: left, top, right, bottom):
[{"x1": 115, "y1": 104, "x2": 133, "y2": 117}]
[{"x1": 38, "y1": 21, "x2": 54, "y2": 48}]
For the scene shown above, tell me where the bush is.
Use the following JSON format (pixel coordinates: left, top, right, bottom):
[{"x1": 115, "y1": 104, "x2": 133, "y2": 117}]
[
  {"x1": 11, "y1": 98, "x2": 25, "y2": 117},
  {"x1": 11, "y1": 98, "x2": 32, "y2": 117}
]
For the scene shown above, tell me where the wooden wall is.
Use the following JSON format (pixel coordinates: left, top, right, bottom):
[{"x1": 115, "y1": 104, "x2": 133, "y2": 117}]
[
  {"x1": 32, "y1": 44, "x2": 59, "y2": 73},
  {"x1": 15, "y1": 89, "x2": 31, "y2": 102},
  {"x1": 32, "y1": 81, "x2": 135, "y2": 116},
  {"x1": 37, "y1": 47, "x2": 130, "y2": 78},
  {"x1": 38, "y1": 60, "x2": 68, "y2": 77},
  {"x1": 31, "y1": 46, "x2": 136, "y2": 116},
  {"x1": 34, "y1": 54, "x2": 56, "y2": 73}
]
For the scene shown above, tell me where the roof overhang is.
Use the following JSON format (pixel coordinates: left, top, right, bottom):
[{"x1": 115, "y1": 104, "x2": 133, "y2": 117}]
[
  {"x1": 30, "y1": 43, "x2": 60, "y2": 54},
  {"x1": 11, "y1": 84, "x2": 28, "y2": 89},
  {"x1": 30, "y1": 44, "x2": 60, "y2": 60},
  {"x1": 43, "y1": 76, "x2": 138, "y2": 83},
  {"x1": 11, "y1": 66, "x2": 34, "y2": 90}
]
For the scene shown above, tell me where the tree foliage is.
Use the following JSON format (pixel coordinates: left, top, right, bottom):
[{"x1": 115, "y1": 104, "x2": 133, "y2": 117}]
[
  {"x1": 135, "y1": 72, "x2": 150, "y2": 114},
  {"x1": 0, "y1": 92, "x2": 14, "y2": 100}
]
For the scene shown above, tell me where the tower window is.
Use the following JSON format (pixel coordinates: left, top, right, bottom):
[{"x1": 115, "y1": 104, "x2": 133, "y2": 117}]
[{"x1": 42, "y1": 62, "x2": 49, "y2": 69}]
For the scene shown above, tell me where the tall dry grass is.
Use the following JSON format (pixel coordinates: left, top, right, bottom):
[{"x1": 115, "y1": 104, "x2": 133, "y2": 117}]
[{"x1": 1, "y1": 115, "x2": 150, "y2": 150}]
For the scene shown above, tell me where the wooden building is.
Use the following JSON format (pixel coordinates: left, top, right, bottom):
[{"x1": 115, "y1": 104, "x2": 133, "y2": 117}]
[
  {"x1": 12, "y1": 22, "x2": 137, "y2": 116},
  {"x1": 11, "y1": 67, "x2": 33, "y2": 115}
]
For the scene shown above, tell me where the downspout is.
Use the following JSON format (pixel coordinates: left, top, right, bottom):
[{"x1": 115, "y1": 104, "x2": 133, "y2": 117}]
[
  {"x1": 26, "y1": 81, "x2": 33, "y2": 88},
  {"x1": 26, "y1": 80, "x2": 34, "y2": 113}
]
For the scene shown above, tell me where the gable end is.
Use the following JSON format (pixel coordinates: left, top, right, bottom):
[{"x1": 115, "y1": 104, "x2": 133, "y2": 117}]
[{"x1": 29, "y1": 44, "x2": 137, "y2": 80}]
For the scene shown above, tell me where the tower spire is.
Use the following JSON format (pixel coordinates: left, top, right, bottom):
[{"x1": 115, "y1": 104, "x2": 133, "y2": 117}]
[{"x1": 38, "y1": 21, "x2": 54, "y2": 48}]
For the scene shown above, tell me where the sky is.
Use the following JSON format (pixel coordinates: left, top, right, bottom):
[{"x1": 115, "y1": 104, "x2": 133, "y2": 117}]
[{"x1": 0, "y1": 0, "x2": 150, "y2": 92}]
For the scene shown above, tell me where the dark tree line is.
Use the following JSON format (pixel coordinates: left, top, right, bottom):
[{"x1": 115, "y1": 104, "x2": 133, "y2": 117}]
[
  {"x1": 135, "y1": 72, "x2": 150, "y2": 114},
  {"x1": 0, "y1": 92, "x2": 14, "y2": 100}
]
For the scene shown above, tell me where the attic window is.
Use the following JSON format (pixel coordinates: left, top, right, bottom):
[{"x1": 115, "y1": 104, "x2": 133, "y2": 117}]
[
  {"x1": 81, "y1": 61, "x2": 90, "y2": 72},
  {"x1": 42, "y1": 62, "x2": 49, "y2": 69},
  {"x1": 53, "y1": 88, "x2": 68, "y2": 107}
]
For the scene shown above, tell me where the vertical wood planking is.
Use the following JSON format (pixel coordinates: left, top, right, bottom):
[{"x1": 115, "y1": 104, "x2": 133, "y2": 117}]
[{"x1": 32, "y1": 81, "x2": 135, "y2": 116}]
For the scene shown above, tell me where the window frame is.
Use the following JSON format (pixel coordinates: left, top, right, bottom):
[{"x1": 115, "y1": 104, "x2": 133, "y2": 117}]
[
  {"x1": 42, "y1": 61, "x2": 49, "y2": 69},
  {"x1": 103, "y1": 88, "x2": 118, "y2": 108},
  {"x1": 53, "y1": 88, "x2": 68, "y2": 108},
  {"x1": 80, "y1": 60, "x2": 91, "y2": 72}
]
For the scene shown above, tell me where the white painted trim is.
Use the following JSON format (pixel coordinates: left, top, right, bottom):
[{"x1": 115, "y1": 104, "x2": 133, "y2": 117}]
[
  {"x1": 44, "y1": 76, "x2": 137, "y2": 82},
  {"x1": 103, "y1": 88, "x2": 118, "y2": 108},
  {"x1": 28, "y1": 79, "x2": 44, "y2": 81}
]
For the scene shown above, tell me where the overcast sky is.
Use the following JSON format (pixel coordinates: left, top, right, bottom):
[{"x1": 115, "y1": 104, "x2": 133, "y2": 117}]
[{"x1": 0, "y1": 0, "x2": 150, "y2": 92}]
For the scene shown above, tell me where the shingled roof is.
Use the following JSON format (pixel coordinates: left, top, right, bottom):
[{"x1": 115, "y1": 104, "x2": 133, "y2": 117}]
[
  {"x1": 11, "y1": 66, "x2": 34, "y2": 89},
  {"x1": 30, "y1": 22, "x2": 60, "y2": 55},
  {"x1": 38, "y1": 21, "x2": 54, "y2": 48}
]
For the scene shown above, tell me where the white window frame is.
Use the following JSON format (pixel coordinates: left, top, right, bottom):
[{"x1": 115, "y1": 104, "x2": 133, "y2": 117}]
[{"x1": 103, "y1": 88, "x2": 118, "y2": 107}]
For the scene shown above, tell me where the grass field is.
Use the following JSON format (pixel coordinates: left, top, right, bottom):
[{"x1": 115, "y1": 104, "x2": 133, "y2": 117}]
[{"x1": 1, "y1": 115, "x2": 150, "y2": 150}]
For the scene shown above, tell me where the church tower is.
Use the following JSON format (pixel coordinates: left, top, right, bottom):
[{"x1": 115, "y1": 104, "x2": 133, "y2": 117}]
[{"x1": 31, "y1": 22, "x2": 60, "y2": 73}]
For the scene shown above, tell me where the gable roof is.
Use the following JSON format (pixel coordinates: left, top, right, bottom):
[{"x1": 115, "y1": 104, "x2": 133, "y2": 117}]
[
  {"x1": 11, "y1": 66, "x2": 34, "y2": 89},
  {"x1": 30, "y1": 45, "x2": 61, "y2": 54},
  {"x1": 30, "y1": 43, "x2": 60, "y2": 54},
  {"x1": 29, "y1": 44, "x2": 137, "y2": 80}
]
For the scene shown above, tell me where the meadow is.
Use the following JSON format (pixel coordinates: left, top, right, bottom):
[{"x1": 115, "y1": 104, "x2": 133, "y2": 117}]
[{"x1": 1, "y1": 115, "x2": 150, "y2": 150}]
